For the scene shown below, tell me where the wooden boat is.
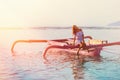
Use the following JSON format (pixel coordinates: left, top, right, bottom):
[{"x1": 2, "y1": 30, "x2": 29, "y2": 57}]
[
  {"x1": 42, "y1": 40, "x2": 104, "y2": 61},
  {"x1": 42, "y1": 39, "x2": 120, "y2": 61},
  {"x1": 11, "y1": 36, "x2": 120, "y2": 61}
]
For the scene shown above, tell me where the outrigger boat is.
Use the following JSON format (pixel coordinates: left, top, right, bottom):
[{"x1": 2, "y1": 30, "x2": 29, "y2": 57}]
[{"x1": 11, "y1": 36, "x2": 120, "y2": 61}]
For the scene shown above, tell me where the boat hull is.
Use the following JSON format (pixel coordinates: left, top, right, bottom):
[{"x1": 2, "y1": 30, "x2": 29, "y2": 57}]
[{"x1": 42, "y1": 45, "x2": 102, "y2": 61}]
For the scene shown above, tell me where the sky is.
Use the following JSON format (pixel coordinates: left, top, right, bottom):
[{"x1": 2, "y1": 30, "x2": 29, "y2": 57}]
[{"x1": 0, "y1": 0, "x2": 120, "y2": 27}]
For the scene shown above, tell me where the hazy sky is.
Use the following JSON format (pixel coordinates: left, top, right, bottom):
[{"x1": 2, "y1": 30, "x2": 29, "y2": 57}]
[{"x1": 0, "y1": 0, "x2": 120, "y2": 27}]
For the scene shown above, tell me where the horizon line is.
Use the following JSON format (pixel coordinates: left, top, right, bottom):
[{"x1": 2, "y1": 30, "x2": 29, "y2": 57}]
[{"x1": 0, "y1": 26, "x2": 120, "y2": 30}]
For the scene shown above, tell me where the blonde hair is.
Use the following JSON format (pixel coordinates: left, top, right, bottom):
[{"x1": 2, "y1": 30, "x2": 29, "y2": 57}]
[{"x1": 72, "y1": 25, "x2": 82, "y2": 35}]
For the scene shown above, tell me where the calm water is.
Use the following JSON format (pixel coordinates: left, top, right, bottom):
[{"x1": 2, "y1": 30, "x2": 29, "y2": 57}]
[{"x1": 0, "y1": 28, "x2": 120, "y2": 80}]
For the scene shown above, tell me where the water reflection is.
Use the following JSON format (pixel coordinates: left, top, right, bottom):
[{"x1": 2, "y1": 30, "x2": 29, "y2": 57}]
[
  {"x1": 71, "y1": 59, "x2": 84, "y2": 80},
  {"x1": 44, "y1": 48, "x2": 104, "y2": 80},
  {"x1": 70, "y1": 54, "x2": 102, "y2": 80},
  {"x1": 0, "y1": 50, "x2": 22, "y2": 80}
]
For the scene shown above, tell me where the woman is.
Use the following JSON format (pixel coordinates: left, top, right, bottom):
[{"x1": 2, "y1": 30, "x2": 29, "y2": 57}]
[{"x1": 72, "y1": 25, "x2": 86, "y2": 49}]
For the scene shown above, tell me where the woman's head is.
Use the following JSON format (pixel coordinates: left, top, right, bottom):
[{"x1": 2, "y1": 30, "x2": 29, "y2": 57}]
[{"x1": 72, "y1": 25, "x2": 82, "y2": 35}]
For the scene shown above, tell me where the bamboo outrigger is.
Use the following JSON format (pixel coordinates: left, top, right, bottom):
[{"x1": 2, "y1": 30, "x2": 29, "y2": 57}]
[
  {"x1": 11, "y1": 36, "x2": 92, "y2": 53},
  {"x1": 11, "y1": 36, "x2": 120, "y2": 61}
]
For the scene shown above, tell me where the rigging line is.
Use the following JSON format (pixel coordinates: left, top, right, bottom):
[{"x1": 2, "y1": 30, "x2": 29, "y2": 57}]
[
  {"x1": 102, "y1": 49, "x2": 120, "y2": 54},
  {"x1": 102, "y1": 47, "x2": 120, "y2": 50}
]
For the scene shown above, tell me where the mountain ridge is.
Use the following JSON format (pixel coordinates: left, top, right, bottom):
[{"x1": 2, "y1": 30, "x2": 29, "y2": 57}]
[{"x1": 108, "y1": 21, "x2": 120, "y2": 26}]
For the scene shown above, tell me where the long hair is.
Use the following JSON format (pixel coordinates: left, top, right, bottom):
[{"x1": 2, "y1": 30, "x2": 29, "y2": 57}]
[{"x1": 72, "y1": 25, "x2": 82, "y2": 35}]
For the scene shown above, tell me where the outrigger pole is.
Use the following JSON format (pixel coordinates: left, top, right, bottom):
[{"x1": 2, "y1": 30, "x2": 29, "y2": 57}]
[
  {"x1": 11, "y1": 36, "x2": 93, "y2": 54},
  {"x1": 11, "y1": 40, "x2": 47, "y2": 53},
  {"x1": 11, "y1": 39, "x2": 69, "y2": 53},
  {"x1": 87, "y1": 41, "x2": 120, "y2": 48}
]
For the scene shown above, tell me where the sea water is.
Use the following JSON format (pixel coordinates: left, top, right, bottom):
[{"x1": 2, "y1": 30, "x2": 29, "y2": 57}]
[{"x1": 0, "y1": 28, "x2": 120, "y2": 80}]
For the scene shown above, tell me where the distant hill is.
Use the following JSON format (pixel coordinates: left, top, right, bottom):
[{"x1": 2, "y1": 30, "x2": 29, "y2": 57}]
[{"x1": 108, "y1": 21, "x2": 120, "y2": 26}]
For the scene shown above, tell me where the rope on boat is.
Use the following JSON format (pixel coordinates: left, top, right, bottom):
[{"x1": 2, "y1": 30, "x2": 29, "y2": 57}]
[{"x1": 102, "y1": 47, "x2": 120, "y2": 54}]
